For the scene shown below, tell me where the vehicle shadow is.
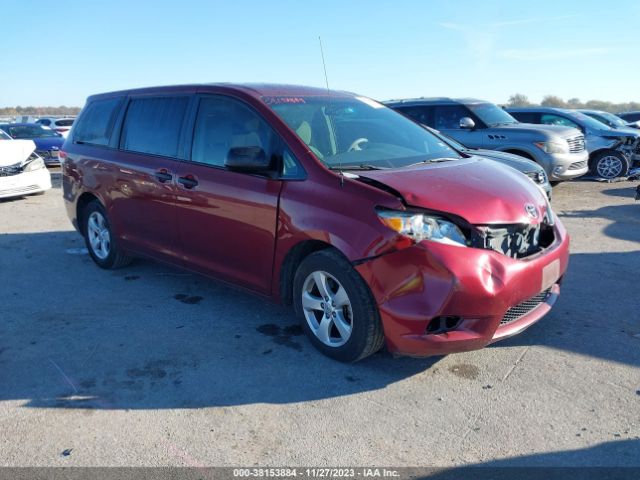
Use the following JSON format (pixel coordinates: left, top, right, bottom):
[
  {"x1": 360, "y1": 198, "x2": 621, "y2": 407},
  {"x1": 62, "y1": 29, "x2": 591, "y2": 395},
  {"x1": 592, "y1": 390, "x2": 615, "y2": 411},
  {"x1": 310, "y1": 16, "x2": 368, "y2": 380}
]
[
  {"x1": 0, "y1": 230, "x2": 440, "y2": 410},
  {"x1": 600, "y1": 184, "x2": 639, "y2": 199},
  {"x1": 560, "y1": 203, "x2": 639, "y2": 244},
  {"x1": 420, "y1": 439, "x2": 640, "y2": 478},
  {"x1": 0, "y1": 231, "x2": 638, "y2": 410}
]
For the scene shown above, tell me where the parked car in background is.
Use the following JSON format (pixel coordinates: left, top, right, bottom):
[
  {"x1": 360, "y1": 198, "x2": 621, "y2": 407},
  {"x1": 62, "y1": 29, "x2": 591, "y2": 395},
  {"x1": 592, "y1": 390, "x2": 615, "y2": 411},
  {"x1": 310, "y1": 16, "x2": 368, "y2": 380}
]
[
  {"x1": 507, "y1": 107, "x2": 640, "y2": 179},
  {"x1": 0, "y1": 123, "x2": 64, "y2": 165},
  {"x1": 617, "y1": 111, "x2": 640, "y2": 126},
  {"x1": 63, "y1": 83, "x2": 569, "y2": 362},
  {"x1": 0, "y1": 138, "x2": 51, "y2": 199},
  {"x1": 35, "y1": 117, "x2": 75, "y2": 138},
  {"x1": 579, "y1": 109, "x2": 640, "y2": 131},
  {"x1": 423, "y1": 125, "x2": 552, "y2": 199},
  {"x1": 385, "y1": 98, "x2": 588, "y2": 182}
]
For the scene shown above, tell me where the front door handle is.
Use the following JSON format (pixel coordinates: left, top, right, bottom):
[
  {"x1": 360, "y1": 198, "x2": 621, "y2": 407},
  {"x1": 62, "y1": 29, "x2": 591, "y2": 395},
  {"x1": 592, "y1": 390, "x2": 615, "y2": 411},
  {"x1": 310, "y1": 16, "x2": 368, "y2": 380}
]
[
  {"x1": 178, "y1": 175, "x2": 198, "y2": 189},
  {"x1": 155, "y1": 170, "x2": 172, "y2": 183}
]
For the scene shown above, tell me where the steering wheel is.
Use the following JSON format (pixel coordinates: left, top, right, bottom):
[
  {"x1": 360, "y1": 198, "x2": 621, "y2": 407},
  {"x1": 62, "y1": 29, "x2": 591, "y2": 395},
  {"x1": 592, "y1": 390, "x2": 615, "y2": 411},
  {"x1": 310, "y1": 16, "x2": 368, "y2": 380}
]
[{"x1": 348, "y1": 137, "x2": 369, "y2": 152}]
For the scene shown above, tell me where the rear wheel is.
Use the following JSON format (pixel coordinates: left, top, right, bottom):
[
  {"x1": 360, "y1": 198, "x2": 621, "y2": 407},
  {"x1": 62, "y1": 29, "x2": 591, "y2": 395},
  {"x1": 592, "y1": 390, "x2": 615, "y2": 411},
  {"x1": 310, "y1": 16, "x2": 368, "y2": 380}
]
[
  {"x1": 591, "y1": 150, "x2": 629, "y2": 179},
  {"x1": 83, "y1": 200, "x2": 132, "y2": 269},
  {"x1": 293, "y1": 249, "x2": 384, "y2": 362}
]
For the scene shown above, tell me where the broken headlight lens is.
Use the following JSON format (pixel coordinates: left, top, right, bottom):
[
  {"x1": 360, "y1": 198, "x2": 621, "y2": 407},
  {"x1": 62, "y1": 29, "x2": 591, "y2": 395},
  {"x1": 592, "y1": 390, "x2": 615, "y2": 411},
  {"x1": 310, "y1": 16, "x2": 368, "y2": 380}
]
[
  {"x1": 377, "y1": 210, "x2": 468, "y2": 247},
  {"x1": 23, "y1": 157, "x2": 45, "y2": 172},
  {"x1": 534, "y1": 141, "x2": 569, "y2": 155}
]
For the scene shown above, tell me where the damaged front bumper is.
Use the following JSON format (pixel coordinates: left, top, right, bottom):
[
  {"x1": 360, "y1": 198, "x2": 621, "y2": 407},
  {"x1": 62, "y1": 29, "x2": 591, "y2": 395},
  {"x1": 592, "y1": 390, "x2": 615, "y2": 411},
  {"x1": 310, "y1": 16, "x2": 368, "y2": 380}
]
[{"x1": 355, "y1": 217, "x2": 570, "y2": 357}]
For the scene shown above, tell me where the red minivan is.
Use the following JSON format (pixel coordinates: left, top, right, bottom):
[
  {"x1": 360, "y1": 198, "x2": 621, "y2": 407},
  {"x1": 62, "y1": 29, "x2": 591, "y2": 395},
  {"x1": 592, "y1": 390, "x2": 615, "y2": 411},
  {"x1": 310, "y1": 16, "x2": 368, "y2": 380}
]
[{"x1": 62, "y1": 84, "x2": 570, "y2": 362}]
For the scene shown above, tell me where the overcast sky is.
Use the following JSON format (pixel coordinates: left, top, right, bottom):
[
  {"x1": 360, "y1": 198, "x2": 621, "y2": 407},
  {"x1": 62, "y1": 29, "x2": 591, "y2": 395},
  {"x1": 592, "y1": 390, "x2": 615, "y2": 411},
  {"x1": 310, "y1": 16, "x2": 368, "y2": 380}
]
[{"x1": 2, "y1": 0, "x2": 638, "y2": 107}]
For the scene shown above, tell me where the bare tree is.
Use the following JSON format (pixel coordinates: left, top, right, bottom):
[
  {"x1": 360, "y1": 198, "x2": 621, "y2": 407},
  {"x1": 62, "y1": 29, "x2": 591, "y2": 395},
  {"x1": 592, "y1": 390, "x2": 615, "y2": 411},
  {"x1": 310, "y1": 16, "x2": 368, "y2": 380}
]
[{"x1": 507, "y1": 93, "x2": 531, "y2": 107}]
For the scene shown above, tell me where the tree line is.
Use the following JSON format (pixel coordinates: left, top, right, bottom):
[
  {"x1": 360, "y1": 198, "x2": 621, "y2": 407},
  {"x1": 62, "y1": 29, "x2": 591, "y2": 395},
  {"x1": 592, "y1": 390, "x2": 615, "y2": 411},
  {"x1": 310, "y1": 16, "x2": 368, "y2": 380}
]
[
  {"x1": 505, "y1": 94, "x2": 639, "y2": 113},
  {"x1": 0, "y1": 106, "x2": 81, "y2": 116}
]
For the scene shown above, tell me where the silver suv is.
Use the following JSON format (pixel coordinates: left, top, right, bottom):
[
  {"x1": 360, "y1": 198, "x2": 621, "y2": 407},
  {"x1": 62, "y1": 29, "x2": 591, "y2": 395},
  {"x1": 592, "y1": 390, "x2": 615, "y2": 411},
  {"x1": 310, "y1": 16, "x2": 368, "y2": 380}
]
[{"x1": 385, "y1": 98, "x2": 589, "y2": 181}]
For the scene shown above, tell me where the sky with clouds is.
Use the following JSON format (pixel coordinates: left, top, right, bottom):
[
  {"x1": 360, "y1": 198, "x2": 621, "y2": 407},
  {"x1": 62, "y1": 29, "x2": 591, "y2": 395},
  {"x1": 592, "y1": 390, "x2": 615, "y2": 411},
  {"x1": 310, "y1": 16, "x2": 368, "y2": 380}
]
[{"x1": 1, "y1": 0, "x2": 637, "y2": 106}]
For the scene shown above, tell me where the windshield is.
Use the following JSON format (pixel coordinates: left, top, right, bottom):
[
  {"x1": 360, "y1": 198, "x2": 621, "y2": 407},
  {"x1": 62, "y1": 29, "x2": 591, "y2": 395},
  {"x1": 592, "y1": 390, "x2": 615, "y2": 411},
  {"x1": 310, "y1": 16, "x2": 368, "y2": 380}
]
[
  {"x1": 564, "y1": 111, "x2": 612, "y2": 131},
  {"x1": 595, "y1": 111, "x2": 628, "y2": 128},
  {"x1": 264, "y1": 96, "x2": 461, "y2": 169},
  {"x1": 467, "y1": 103, "x2": 518, "y2": 127},
  {"x1": 1, "y1": 124, "x2": 60, "y2": 139}
]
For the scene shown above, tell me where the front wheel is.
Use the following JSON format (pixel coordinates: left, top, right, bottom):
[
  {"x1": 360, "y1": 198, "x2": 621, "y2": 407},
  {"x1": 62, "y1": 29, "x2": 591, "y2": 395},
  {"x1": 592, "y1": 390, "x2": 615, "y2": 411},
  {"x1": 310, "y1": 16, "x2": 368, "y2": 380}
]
[
  {"x1": 591, "y1": 150, "x2": 629, "y2": 179},
  {"x1": 293, "y1": 249, "x2": 384, "y2": 362},
  {"x1": 83, "y1": 200, "x2": 132, "y2": 269}
]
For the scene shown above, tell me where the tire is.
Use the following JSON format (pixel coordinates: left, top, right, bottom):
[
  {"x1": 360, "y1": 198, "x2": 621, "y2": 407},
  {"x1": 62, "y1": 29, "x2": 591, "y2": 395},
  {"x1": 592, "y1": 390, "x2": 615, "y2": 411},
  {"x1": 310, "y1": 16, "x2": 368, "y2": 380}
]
[
  {"x1": 82, "y1": 200, "x2": 132, "y2": 269},
  {"x1": 591, "y1": 150, "x2": 630, "y2": 179},
  {"x1": 293, "y1": 249, "x2": 384, "y2": 362}
]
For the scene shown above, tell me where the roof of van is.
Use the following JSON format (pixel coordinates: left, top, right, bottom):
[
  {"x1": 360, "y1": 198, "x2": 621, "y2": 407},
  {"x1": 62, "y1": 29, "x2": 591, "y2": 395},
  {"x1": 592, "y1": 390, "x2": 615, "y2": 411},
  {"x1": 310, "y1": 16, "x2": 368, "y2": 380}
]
[
  {"x1": 86, "y1": 83, "x2": 357, "y2": 101},
  {"x1": 384, "y1": 97, "x2": 489, "y2": 106}
]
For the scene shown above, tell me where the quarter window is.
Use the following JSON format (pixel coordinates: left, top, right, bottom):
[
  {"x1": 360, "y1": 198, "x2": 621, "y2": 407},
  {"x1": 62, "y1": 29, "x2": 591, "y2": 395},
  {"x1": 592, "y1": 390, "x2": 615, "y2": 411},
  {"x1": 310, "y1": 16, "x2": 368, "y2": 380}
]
[
  {"x1": 121, "y1": 97, "x2": 188, "y2": 157},
  {"x1": 74, "y1": 98, "x2": 122, "y2": 146}
]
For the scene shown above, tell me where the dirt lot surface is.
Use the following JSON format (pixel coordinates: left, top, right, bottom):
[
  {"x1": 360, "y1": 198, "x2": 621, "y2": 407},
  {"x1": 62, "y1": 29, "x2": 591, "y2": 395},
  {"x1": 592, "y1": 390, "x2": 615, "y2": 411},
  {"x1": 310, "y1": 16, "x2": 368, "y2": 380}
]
[{"x1": 1, "y1": 169, "x2": 639, "y2": 467}]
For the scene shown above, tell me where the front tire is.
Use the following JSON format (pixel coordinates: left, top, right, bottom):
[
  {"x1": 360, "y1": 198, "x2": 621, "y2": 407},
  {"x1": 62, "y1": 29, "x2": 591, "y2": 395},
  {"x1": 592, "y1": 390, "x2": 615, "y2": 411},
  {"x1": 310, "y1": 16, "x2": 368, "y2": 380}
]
[
  {"x1": 591, "y1": 150, "x2": 629, "y2": 179},
  {"x1": 293, "y1": 249, "x2": 384, "y2": 362},
  {"x1": 83, "y1": 200, "x2": 132, "y2": 269}
]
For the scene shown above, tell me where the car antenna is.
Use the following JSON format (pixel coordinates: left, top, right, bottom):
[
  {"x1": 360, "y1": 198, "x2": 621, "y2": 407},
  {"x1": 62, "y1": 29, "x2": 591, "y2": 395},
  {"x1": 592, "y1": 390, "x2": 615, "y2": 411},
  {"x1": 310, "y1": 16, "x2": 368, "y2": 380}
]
[{"x1": 319, "y1": 36, "x2": 343, "y2": 186}]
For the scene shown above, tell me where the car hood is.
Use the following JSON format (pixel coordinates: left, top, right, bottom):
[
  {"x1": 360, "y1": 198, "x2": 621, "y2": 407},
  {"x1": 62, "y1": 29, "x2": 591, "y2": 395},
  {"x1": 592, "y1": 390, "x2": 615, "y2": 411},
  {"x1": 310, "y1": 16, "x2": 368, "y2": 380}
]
[
  {"x1": 358, "y1": 157, "x2": 549, "y2": 225},
  {"x1": 32, "y1": 136, "x2": 64, "y2": 149},
  {"x1": 600, "y1": 128, "x2": 640, "y2": 138},
  {"x1": 0, "y1": 140, "x2": 36, "y2": 166},
  {"x1": 465, "y1": 148, "x2": 541, "y2": 173},
  {"x1": 497, "y1": 122, "x2": 580, "y2": 138}
]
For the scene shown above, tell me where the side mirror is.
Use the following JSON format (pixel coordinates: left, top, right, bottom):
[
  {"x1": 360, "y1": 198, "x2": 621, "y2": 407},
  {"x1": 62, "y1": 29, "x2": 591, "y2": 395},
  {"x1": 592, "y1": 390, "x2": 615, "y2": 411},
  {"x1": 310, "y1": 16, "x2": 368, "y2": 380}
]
[
  {"x1": 225, "y1": 146, "x2": 272, "y2": 172},
  {"x1": 460, "y1": 117, "x2": 476, "y2": 130}
]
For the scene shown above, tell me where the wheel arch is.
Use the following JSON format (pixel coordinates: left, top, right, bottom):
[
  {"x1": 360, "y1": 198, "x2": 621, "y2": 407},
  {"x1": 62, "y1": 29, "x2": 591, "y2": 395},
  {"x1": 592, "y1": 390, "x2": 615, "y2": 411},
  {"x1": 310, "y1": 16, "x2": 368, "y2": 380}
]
[{"x1": 76, "y1": 192, "x2": 101, "y2": 235}]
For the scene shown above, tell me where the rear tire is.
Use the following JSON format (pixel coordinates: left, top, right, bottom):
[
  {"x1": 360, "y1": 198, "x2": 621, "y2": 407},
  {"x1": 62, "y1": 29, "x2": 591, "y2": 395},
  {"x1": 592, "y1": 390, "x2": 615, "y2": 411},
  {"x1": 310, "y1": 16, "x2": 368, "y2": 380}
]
[
  {"x1": 591, "y1": 150, "x2": 629, "y2": 179},
  {"x1": 82, "y1": 200, "x2": 132, "y2": 269},
  {"x1": 293, "y1": 249, "x2": 384, "y2": 362}
]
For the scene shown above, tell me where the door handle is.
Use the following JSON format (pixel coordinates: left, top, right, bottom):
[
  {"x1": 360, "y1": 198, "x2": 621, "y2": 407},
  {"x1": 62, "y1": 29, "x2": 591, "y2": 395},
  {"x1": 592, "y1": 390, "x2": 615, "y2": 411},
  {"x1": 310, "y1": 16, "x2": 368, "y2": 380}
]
[
  {"x1": 155, "y1": 170, "x2": 172, "y2": 183},
  {"x1": 178, "y1": 175, "x2": 198, "y2": 189}
]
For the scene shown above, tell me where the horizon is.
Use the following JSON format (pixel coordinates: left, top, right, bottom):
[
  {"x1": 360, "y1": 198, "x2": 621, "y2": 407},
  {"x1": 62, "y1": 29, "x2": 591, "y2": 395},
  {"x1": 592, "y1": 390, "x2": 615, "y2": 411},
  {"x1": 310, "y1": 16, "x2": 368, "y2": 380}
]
[{"x1": 2, "y1": 0, "x2": 639, "y2": 107}]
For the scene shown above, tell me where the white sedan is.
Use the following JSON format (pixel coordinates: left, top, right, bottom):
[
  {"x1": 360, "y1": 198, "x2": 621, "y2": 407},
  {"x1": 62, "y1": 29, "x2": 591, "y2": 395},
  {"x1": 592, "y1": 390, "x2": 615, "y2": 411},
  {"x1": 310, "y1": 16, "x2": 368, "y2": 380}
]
[{"x1": 0, "y1": 132, "x2": 52, "y2": 199}]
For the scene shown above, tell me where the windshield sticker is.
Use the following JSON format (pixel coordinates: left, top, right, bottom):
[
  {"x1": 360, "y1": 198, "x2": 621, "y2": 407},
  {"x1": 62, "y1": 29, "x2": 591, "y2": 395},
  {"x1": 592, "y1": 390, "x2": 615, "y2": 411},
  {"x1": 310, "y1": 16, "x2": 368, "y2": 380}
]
[
  {"x1": 263, "y1": 96, "x2": 306, "y2": 105},
  {"x1": 355, "y1": 96, "x2": 385, "y2": 109}
]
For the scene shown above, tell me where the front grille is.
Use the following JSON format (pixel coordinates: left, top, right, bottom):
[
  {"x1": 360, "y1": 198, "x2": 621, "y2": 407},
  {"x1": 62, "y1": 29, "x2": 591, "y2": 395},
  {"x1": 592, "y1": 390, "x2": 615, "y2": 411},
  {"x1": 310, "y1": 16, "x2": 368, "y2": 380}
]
[
  {"x1": 473, "y1": 221, "x2": 555, "y2": 259},
  {"x1": 500, "y1": 288, "x2": 552, "y2": 325},
  {"x1": 566, "y1": 135, "x2": 586, "y2": 153},
  {"x1": 568, "y1": 160, "x2": 587, "y2": 170}
]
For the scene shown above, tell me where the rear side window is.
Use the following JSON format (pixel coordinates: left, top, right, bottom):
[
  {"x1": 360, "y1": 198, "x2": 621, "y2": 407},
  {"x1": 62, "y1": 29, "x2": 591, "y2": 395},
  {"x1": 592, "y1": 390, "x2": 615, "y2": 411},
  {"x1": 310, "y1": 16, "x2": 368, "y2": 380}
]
[
  {"x1": 540, "y1": 114, "x2": 579, "y2": 129},
  {"x1": 37, "y1": 119, "x2": 51, "y2": 126},
  {"x1": 191, "y1": 96, "x2": 276, "y2": 167},
  {"x1": 55, "y1": 119, "x2": 74, "y2": 127},
  {"x1": 74, "y1": 98, "x2": 122, "y2": 146},
  {"x1": 121, "y1": 97, "x2": 188, "y2": 157},
  {"x1": 432, "y1": 105, "x2": 470, "y2": 130},
  {"x1": 510, "y1": 112, "x2": 538, "y2": 123}
]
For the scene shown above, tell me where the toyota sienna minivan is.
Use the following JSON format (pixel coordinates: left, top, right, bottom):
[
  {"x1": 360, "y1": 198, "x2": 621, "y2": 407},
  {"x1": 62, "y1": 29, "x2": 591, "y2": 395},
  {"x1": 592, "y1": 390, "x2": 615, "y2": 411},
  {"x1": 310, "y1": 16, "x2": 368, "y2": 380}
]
[{"x1": 62, "y1": 84, "x2": 570, "y2": 362}]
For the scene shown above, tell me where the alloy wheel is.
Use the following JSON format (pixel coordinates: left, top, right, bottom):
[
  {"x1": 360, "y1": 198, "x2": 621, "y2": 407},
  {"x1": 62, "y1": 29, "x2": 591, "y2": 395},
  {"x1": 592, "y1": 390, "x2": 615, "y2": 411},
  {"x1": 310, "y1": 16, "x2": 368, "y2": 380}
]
[
  {"x1": 597, "y1": 155, "x2": 623, "y2": 178},
  {"x1": 301, "y1": 271, "x2": 353, "y2": 347},
  {"x1": 87, "y1": 211, "x2": 111, "y2": 260}
]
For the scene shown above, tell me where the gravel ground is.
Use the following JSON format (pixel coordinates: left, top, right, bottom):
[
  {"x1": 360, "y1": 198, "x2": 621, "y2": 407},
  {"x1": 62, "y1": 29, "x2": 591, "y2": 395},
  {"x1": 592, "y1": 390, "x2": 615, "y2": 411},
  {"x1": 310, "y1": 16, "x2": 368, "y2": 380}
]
[{"x1": 0, "y1": 169, "x2": 639, "y2": 467}]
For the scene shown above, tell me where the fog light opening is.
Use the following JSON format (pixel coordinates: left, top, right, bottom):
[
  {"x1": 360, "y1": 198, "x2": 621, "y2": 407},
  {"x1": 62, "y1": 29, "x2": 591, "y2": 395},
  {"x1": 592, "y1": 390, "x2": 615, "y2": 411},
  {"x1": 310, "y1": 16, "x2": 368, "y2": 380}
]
[{"x1": 426, "y1": 316, "x2": 462, "y2": 334}]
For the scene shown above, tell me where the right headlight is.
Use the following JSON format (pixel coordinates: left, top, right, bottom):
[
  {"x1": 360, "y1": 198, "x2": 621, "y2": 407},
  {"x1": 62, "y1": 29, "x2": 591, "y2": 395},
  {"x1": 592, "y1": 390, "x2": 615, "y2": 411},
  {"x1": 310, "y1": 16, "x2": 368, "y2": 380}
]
[
  {"x1": 23, "y1": 157, "x2": 45, "y2": 172},
  {"x1": 534, "y1": 140, "x2": 569, "y2": 155},
  {"x1": 377, "y1": 209, "x2": 469, "y2": 247}
]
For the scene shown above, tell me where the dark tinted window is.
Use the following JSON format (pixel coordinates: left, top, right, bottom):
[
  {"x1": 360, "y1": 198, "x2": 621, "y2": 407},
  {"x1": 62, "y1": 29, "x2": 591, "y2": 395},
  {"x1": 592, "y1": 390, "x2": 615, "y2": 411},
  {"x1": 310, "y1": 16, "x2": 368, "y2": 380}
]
[
  {"x1": 55, "y1": 119, "x2": 74, "y2": 127},
  {"x1": 74, "y1": 98, "x2": 122, "y2": 146},
  {"x1": 37, "y1": 119, "x2": 51, "y2": 126},
  {"x1": 540, "y1": 114, "x2": 579, "y2": 129},
  {"x1": 191, "y1": 96, "x2": 276, "y2": 167},
  {"x1": 510, "y1": 112, "x2": 538, "y2": 123},
  {"x1": 621, "y1": 112, "x2": 640, "y2": 122},
  {"x1": 121, "y1": 97, "x2": 188, "y2": 157},
  {"x1": 396, "y1": 106, "x2": 431, "y2": 126},
  {"x1": 432, "y1": 105, "x2": 470, "y2": 129}
]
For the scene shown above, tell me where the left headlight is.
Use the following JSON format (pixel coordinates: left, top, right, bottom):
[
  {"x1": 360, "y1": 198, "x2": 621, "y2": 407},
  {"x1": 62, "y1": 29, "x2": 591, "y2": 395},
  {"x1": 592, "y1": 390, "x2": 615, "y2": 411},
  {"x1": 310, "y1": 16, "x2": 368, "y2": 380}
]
[
  {"x1": 534, "y1": 140, "x2": 569, "y2": 155},
  {"x1": 23, "y1": 157, "x2": 45, "y2": 172},
  {"x1": 377, "y1": 209, "x2": 469, "y2": 247}
]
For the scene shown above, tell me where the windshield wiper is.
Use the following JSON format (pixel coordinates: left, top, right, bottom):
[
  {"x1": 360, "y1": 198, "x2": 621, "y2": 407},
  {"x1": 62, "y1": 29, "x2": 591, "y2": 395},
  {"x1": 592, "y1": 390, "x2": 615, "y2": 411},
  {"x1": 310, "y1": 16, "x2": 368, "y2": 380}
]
[
  {"x1": 405, "y1": 158, "x2": 456, "y2": 168},
  {"x1": 329, "y1": 164, "x2": 386, "y2": 171}
]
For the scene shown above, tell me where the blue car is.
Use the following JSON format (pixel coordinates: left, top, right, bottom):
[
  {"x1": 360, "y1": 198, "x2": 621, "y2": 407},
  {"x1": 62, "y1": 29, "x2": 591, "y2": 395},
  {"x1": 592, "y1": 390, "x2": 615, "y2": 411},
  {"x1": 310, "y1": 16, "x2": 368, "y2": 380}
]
[{"x1": 0, "y1": 123, "x2": 64, "y2": 165}]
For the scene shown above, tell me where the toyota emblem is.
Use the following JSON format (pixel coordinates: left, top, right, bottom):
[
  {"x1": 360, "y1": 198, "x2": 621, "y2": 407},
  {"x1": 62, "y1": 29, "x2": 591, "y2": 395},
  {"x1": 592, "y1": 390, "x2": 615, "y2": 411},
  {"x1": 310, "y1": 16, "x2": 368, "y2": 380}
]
[{"x1": 525, "y1": 203, "x2": 539, "y2": 219}]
